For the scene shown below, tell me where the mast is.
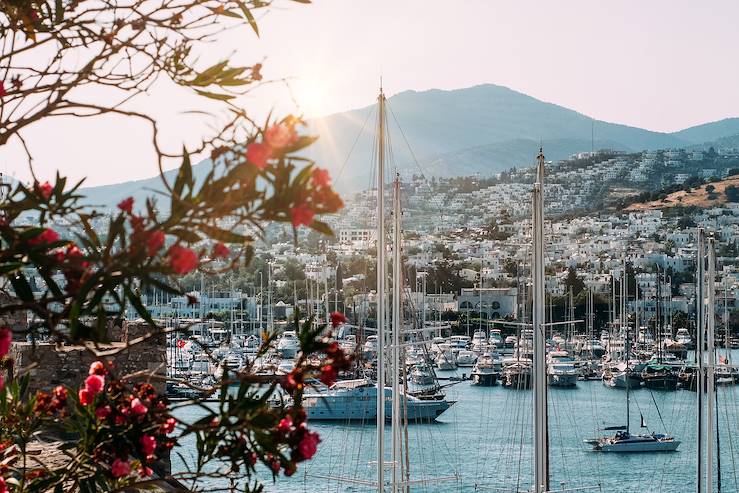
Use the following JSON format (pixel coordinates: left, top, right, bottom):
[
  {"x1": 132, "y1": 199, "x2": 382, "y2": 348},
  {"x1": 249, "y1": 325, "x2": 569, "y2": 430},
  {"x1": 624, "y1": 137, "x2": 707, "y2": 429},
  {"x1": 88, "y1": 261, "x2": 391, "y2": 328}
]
[
  {"x1": 696, "y1": 228, "x2": 705, "y2": 493},
  {"x1": 707, "y1": 238, "x2": 716, "y2": 493},
  {"x1": 391, "y1": 174, "x2": 402, "y2": 492},
  {"x1": 623, "y1": 257, "x2": 630, "y2": 435},
  {"x1": 532, "y1": 148, "x2": 549, "y2": 493},
  {"x1": 375, "y1": 87, "x2": 387, "y2": 493}
]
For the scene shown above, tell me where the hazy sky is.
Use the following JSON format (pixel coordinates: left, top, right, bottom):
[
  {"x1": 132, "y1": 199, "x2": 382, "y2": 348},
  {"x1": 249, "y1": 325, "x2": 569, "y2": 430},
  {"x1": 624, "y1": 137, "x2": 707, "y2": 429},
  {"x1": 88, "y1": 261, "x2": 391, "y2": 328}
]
[{"x1": 3, "y1": 0, "x2": 739, "y2": 186}]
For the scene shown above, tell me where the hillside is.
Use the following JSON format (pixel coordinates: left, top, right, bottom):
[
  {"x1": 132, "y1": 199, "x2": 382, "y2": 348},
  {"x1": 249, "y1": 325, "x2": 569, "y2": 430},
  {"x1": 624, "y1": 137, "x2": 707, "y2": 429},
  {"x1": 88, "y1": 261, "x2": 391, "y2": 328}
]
[
  {"x1": 79, "y1": 83, "x2": 739, "y2": 208},
  {"x1": 625, "y1": 175, "x2": 739, "y2": 211}
]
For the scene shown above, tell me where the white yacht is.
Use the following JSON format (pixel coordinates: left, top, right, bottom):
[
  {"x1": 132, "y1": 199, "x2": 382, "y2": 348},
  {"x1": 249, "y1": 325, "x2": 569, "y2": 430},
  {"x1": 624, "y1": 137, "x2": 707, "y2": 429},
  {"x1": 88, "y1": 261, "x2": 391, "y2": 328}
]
[
  {"x1": 456, "y1": 349, "x2": 478, "y2": 367},
  {"x1": 594, "y1": 430, "x2": 680, "y2": 452},
  {"x1": 488, "y1": 329, "x2": 503, "y2": 347},
  {"x1": 471, "y1": 352, "x2": 500, "y2": 386},
  {"x1": 546, "y1": 350, "x2": 578, "y2": 387},
  {"x1": 435, "y1": 347, "x2": 456, "y2": 370},
  {"x1": 276, "y1": 330, "x2": 299, "y2": 358},
  {"x1": 301, "y1": 379, "x2": 453, "y2": 422},
  {"x1": 674, "y1": 328, "x2": 694, "y2": 349}
]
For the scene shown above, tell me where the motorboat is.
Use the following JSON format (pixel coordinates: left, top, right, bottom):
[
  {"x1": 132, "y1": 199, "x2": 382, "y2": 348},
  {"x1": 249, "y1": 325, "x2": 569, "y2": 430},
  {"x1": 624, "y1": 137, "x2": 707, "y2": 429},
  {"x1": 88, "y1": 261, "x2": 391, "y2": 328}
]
[
  {"x1": 602, "y1": 361, "x2": 641, "y2": 389},
  {"x1": 301, "y1": 379, "x2": 453, "y2": 422},
  {"x1": 488, "y1": 329, "x2": 503, "y2": 347},
  {"x1": 456, "y1": 350, "x2": 478, "y2": 367},
  {"x1": 276, "y1": 330, "x2": 299, "y2": 359},
  {"x1": 409, "y1": 364, "x2": 435, "y2": 386},
  {"x1": 435, "y1": 347, "x2": 456, "y2": 370},
  {"x1": 674, "y1": 328, "x2": 694, "y2": 349},
  {"x1": 502, "y1": 361, "x2": 532, "y2": 389},
  {"x1": 471, "y1": 352, "x2": 500, "y2": 386},
  {"x1": 546, "y1": 350, "x2": 578, "y2": 387}
]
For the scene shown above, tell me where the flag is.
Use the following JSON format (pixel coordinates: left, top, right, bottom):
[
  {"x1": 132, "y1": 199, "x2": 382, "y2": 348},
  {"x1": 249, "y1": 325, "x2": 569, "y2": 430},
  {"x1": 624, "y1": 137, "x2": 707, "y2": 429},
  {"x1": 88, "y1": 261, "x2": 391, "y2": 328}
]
[{"x1": 177, "y1": 339, "x2": 186, "y2": 348}]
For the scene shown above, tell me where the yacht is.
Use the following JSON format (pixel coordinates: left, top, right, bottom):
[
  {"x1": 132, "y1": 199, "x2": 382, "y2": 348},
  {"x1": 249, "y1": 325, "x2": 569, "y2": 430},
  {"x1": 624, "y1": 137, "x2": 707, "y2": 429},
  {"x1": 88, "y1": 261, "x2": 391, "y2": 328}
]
[
  {"x1": 363, "y1": 335, "x2": 378, "y2": 359},
  {"x1": 435, "y1": 347, "x2": 456, "y2": 370},
  {"x1": 602, "y1": 361, "x2": 641, "y2": 389},
  {"x1": 276, "y1": 330, "x2": 299, "y2": 359},
  {"x1": 488, "y1": 329, "x2": 503, "y2": 347},
  {"x1": 593, "y1": 430, "x2": 680, "y2": 452},
  {"x1": 674, "y1": 328, "x2": 694, "y2": 349},
  {"x1": 641, "y1": 363, "x2": 678, "y2": 391},
  {"x1": 502, "y1": 360, "x2": 532, "y2": 389},
  {"x1": 546, "y1": 350, "x2": 578, "y2": 387},
  {"x1": 301, "y1": 379, "x2": 453, "y2": 422},
  {"x1": 471, "y1": 352, "x2": 500, "y2": 386},
  {"x1": 409, "y1": 364, "x2": 435, "y2": 386},
  {"x1": 456, "y1": 350, "x2": 478, "y2": 367}
]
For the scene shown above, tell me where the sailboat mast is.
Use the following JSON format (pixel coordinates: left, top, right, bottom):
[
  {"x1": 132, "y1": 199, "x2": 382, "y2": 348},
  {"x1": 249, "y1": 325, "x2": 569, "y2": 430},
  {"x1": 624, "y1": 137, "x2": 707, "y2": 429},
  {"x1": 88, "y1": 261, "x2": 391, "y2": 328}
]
[
  {"x1": 376, "y1": 88, "x2": 387, "y2": 493},
  {"x1": 696, "y1": 228, "x2": 705, "y2": 493},
  {"x1": 532, "y1": 148, "x2": 549, "y2": 493},
  {"x1": 623, "y1": 257, "x2": 630, "y2": 435},
  {"x1": 391, "y1": 174, "x2": 402, "y2": 492},
  {"x1": 707, "y1": 238, "x2": 716, "y2": 493}
]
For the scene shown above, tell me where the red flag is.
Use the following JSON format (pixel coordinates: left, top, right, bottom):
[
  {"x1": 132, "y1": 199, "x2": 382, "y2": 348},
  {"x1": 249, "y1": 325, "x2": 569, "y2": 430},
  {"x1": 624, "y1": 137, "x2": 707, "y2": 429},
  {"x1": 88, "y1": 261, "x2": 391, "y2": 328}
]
[{"x1": 177, "y1": 339, "x2": 186, "y2": 348}]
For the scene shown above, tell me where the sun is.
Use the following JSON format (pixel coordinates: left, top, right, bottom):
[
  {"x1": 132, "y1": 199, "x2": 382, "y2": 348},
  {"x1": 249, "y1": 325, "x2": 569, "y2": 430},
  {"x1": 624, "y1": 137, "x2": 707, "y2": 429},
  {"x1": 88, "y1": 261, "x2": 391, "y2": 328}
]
[{"x1": 294, "y1": 79, "x2": 328, "y2": 118}]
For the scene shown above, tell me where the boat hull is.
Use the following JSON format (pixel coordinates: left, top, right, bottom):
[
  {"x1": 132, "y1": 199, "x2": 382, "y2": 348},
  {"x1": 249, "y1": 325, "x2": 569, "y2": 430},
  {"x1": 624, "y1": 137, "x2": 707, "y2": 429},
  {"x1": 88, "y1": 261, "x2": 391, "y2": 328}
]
[
  {"x1": 471, "y1": 371, "x2": 499, "y2": 386},
  {"x1": 596, "y1": 439, "x2": 680, "y2": 453}
]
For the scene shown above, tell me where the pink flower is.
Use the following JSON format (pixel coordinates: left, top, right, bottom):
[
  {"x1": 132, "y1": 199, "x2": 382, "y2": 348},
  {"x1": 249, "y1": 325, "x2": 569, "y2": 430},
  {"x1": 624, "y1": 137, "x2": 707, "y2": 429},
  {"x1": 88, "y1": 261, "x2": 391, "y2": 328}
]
[
  {"x1": 140, "y1": 434, "x2": 157, "y2": 455},
  {"x1": 78, "y1": 388, "x2": 92, "y2": 406},
  {"x1": 311, "y1": 168, "x2": 331, "y2": 188},
  {"x1": 89, "y1": 361, "x2": 106, "y2": 376},
  {"x1": 117, "y1": 197, "x2": 134, "y2": 214},
  {"x1": 319, "y1": 364, "x2": 338, "y2": 386},
  {"x1": 85, "y1": 374, "x2": 105, "y2": 395},
  {"x1": 264, "y1": 124, "x2": 297, "y2": 149},
  {"x1": 0, "y1": 476, "x2": 7, "y2": 493},
  {"x1": 37, "y1": 181, "x2": 53, "y2": 200},
  {"x1": 111, "y1": 458, "x2": 131, "y2": 478},
  {"x1": 0, "y1": 81, "x2": 6, "y2": 98},
  {"x1": 95, "y1": 405, "x2": 111, "y2": 420},
  {"x1": 0, "y1": 328, "x2": 11, "y2": 357},
  {"x1": 162, "y1": 417, "x2": 176, "y2": 434},
  {"x1": 245, "y1": 142, "x2": 272, "y2": 169},
  {"x1": 277, "y1": 417, "x2": 293, "y2": 434},
  {"x1": 289, "y1": 203, "x2": 314, "y2": 228},
  {"x1": 298, "y1": 430, "x2": 321, "y2": 460},
  {"x1": 138, "y1": 465, "x2": 153, "y2": 477},
  {"x1": 212, "y1": 242, "x2": 230, "y2": 258},
  {"x1": 167, "y1": 245, "x2": 198, "y2": 274},
  {"x1": 28, "y1": 228, "x2": 60, "y2": 246},
  {"x1": 146, "y1": 230, "x2": 165, "y2": 257},
  {"x1": 130, "y1": 397, "x2": 147, "y2": 415}
]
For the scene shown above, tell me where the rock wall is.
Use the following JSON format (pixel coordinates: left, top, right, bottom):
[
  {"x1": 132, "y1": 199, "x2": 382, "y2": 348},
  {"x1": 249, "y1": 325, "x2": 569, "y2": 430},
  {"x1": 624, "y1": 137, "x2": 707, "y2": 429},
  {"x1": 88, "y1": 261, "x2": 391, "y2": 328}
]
[{"x1": 9, "y1": 321, "x2": 166, "y2": 394}]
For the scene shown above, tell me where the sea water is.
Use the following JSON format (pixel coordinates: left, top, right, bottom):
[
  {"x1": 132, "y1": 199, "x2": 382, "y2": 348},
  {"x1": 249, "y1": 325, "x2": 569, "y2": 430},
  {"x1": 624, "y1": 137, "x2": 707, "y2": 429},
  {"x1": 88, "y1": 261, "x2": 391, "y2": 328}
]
[{"x1": 172, "y1": 352, "x2": 739, "y2": 492}]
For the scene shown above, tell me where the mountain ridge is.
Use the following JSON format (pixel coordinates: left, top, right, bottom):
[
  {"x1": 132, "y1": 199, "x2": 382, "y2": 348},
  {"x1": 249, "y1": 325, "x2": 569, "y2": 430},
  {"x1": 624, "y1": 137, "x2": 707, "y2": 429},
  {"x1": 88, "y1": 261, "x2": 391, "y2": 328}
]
[{"x1": 79, "y1": 83, "x2": 739, "y2": 207}]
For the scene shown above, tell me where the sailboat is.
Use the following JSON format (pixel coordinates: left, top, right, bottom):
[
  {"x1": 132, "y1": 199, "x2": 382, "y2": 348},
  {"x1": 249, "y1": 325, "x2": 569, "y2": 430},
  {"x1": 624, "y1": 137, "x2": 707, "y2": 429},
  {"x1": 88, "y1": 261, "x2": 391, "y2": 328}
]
[{"x1": 592, "y1": 259, "x2": 680, "y2": 453}]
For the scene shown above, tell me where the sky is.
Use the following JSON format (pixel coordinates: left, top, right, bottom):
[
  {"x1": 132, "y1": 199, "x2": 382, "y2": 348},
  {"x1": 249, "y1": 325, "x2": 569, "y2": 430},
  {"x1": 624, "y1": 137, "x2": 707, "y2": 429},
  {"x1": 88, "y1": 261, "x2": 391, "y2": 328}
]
[{"x1": 3, "y1": 0, "x2": 739, "y2": 186}]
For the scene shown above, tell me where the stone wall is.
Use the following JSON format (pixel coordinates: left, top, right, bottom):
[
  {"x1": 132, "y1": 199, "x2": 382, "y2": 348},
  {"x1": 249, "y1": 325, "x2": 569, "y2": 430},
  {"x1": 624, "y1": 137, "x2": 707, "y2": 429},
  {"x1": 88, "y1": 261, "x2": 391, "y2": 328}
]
[{"x1": 9, "y1": 321, "x2": 166, "y2": 394}]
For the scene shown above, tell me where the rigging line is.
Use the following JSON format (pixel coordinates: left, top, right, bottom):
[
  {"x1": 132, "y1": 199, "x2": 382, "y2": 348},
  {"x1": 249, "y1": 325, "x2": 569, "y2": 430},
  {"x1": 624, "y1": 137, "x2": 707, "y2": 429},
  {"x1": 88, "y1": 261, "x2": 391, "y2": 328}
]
[
  {"x1": 646, "y1": 387, "x2": 668, "y2": 432},
  {"x1": 334, "y1": 105, "x2": 376, "y2": 186},
  {"x1": 386, "y1": 100, "x2": 430, "y2": 180}
]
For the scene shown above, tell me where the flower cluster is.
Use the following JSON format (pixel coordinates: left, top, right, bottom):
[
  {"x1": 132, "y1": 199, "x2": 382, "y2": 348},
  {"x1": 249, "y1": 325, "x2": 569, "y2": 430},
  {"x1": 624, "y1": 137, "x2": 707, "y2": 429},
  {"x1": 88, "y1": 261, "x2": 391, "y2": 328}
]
[
  {"x1": 120, "y1": 197, "x2": 199, "y2": 275},
  {"x1": 76, "y1": 362, "x2": 176, "y2": 480},
  {"x1": 270, "y1": 407, "x2": 320, "y2": 476},
  {"x1": 0, "y1": 328, "x2": 11, "y2": 389},
  {"x1": 245, "y1": 123, "x2": 298, "y2": 170}
]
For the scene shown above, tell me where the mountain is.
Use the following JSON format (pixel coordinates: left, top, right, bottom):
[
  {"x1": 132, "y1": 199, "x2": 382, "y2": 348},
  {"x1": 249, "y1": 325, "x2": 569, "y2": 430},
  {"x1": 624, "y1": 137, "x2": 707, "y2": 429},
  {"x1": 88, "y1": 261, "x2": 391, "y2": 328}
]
[
  {"x1": 671, "y1": 118, "x2": 739, "y2": 144},
  {"x1": 79, "y1": 83, "x2": 739, "y2": 206}
]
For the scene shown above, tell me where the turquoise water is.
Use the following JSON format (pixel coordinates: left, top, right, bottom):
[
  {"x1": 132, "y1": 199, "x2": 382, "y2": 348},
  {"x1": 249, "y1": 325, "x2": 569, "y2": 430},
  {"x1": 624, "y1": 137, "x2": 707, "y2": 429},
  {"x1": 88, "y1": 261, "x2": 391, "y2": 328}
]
[{"x1": 172, "y1": 355, "x2": 739, "y2": 492}]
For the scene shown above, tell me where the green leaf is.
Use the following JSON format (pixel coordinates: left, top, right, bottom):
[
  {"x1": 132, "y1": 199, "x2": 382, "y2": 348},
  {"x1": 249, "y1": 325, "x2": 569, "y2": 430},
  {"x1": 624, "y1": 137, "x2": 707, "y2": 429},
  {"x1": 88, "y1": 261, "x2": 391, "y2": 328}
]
[
  {"x1": 236, "y1": 1, "x2": 260, "y2": 36},
  {"x1": 193, "y1": 89, "x2": 235, "y2": 101},
  {"x1": 309, "y1": 220, "x2": 334, "y2": 236}
]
